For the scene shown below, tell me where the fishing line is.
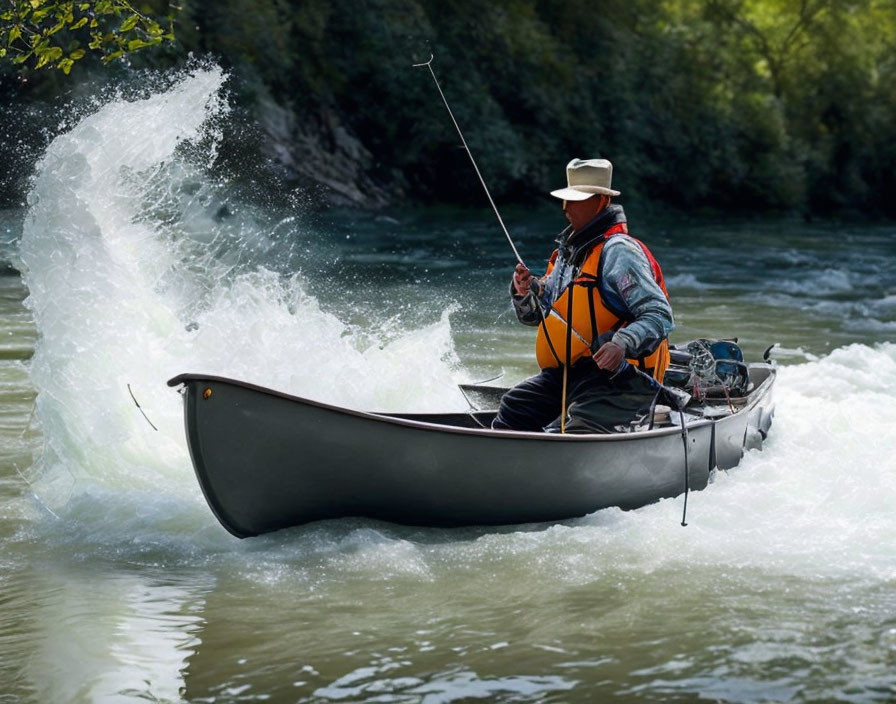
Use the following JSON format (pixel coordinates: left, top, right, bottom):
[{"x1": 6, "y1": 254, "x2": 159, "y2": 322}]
[
  {"x1": 471, "y1": 373, "x2": 504, "y2": 386},
  {"x1": 413, "y1": 55, "x2": 525, "y2": 267},
  {"x1": 414, "y1": 53, "x2": 565, "y2": 388},
  {"x1": 127, "y1": 383, "x2": 159, "y2": 431}
]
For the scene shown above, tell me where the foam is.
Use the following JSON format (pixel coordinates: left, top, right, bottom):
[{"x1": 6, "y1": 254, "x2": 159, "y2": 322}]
[
  {"x1": 16, "y1": 67, "x2": 467, "y2": 516},
  {"x1": 14, "y1": 69, "x2": 896, "y2": 589}
]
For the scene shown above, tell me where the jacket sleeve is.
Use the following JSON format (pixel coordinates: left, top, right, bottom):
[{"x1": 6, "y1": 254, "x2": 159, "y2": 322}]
[
  {"x1": 510, "y1": 281, "x2": 541, "y2": 327},
  {"x1": 600, "y1": 238, "x2": 674, "y2": 357},
  {"x1": 509, "y1": 250, "x2": 558, "y2": 327}
]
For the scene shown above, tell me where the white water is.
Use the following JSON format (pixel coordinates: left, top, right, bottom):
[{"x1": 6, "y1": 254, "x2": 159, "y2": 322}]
[
  {"x1": 15, "y1": 342, "x2": 894, "y2": 701},
  {"x1": 5, "y1": 67, "x2": 896, "y2": 703},
  {"x1": 10, "y1": 68, "x2": 895, "y2": 575},
  {"x1": 253, "y1": 342, "x2": 896, "y2": 582},
  {"x1": 15, "y1": 68, "x2": 467, "y2": 519},
  {"x1": 8, "y1": 69, "x2": 896, "y2": 578}
]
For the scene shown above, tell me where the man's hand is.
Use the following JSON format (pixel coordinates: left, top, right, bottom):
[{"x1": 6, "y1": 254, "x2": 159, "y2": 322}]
[
  {"x1": 593, "y1": 341, "x2": 626, "y2": 370},
  {"x1": 512, "y1": 262, "x2": 533, "y2": 297}
]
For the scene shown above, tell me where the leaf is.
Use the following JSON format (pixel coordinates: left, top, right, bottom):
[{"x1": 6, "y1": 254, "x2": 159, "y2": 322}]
[
  {"x1": 69, "y1": 48, "x2": 84, "y2": 59},
  {"x1": 58, "y1": 57, "x2": 74, "y2": 73},
  {"x1": 0, "y1": 48, "x2": 5, "y2": 57},
  {"x1": 119, "y1": 14, "x2": 138, "y2": 32},
  {"x1": 102, "y1": 48, "x2": 123, "y2": 62},
  {"x1": 70, "y1": 17, "x2": 87, "y2": 29},
  {"x1": 127, "y1": 37, "x2": 150, "y2": 51},
  {"x1": 9, "y1": 25, "x2": 21, "y2": 42}
]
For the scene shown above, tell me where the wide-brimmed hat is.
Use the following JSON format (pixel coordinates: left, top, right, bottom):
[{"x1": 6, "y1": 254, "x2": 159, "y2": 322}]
[{"x1": 550, "y1": 158, "x2": 620, "y2": 200}]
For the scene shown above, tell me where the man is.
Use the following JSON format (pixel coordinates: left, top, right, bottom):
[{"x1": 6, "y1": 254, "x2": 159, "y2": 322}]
[{"x1": 492, "y1": 158, "x2": 674, "y2": 433}]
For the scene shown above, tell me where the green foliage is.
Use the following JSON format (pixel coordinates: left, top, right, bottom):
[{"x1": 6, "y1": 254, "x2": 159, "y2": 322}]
[
  {"x1": 0, "y1": 0, "x2": 176, "y2": 74},
  {"x1": 3, "y1": 0, "x2": 896, "y2": 215}
]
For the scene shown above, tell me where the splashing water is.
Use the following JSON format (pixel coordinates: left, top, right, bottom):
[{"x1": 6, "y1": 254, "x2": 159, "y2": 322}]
[
  {"x1": 15, "y1": 67, "x2": 466, "y2": 515},
  {"x1": 11, "y1": 67, "x2": 896, "y2": 579},
  {"x1": 5, "y1": 66, "x2": 896, "y2": 704}
]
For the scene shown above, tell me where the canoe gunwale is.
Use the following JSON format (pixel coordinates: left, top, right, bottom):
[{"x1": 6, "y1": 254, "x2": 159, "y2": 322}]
[{"x1": 168, "y1": 366, "x2": 776, "y2": 443}]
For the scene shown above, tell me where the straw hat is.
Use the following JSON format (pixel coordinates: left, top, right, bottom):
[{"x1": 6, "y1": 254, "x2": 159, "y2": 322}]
[{"x1": 550, "y1": 158, "x2": 620, "y2": 200}]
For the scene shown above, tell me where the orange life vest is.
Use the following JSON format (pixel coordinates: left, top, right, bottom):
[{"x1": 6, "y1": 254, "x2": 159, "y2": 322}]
[{"x1": 534, "y1": 231, "x2": 671, "y2": 382}]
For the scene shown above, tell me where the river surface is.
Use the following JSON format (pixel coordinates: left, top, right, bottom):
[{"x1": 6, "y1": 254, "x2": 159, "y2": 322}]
[{"x1": 1, "y1": 67, "x2": 896, "y2": 703}]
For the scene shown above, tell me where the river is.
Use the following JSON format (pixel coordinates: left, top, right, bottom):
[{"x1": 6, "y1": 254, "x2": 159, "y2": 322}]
[{"x1": 1, "y1": 67, "x2": 895, "y2": 703}]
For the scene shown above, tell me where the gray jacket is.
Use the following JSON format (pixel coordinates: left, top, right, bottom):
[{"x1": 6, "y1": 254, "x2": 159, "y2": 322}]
[{"x1": 511, "y1": 206, "x2": 674, "y2": 358}]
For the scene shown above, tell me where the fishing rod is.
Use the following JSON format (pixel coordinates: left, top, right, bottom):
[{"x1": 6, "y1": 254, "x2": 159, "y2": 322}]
[
  {"x1": 413, "y1": 55, "x2": 689, "y2": 469},
  {"x1": 413, "y1": 56, "x2": 589, "y2": 345},
  {"x1": 413, "y1": 54, "x2": 574, "y2": 424},
  {"x1": 414, "y1": 55, "x2": 559, "y2": 328},
  {"x1": 413, "y1": 55, "x2": 526, "y2": 267}
]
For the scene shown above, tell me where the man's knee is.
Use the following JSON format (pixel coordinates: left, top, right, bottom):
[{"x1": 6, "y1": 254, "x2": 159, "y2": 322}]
[{"x1": 491, "y1": 370, "x2": 562, "y2": 431}]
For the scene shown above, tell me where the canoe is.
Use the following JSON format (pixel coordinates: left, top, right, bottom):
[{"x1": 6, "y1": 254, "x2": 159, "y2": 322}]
[{"x1": 167, "y1": 359, "x2": 776, "y2": 538}]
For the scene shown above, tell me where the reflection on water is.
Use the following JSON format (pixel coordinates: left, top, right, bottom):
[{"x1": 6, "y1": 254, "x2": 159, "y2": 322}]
[
  {"x1": 315, "y1": 669, "x2": 576, "y2": 701},
  {"x1": 15, "y1": 567, "x2": 211, "y2": 703}
]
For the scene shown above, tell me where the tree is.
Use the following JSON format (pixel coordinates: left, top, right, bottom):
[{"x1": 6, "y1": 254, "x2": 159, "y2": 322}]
[{"x1": 0, "y1": 0, "x2": 176, "y2": 74}]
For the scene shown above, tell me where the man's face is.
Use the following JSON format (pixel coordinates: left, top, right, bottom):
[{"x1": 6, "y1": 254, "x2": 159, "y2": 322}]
[{"x1": 562, "y1": 195, "x2": 606, "y2": 231}]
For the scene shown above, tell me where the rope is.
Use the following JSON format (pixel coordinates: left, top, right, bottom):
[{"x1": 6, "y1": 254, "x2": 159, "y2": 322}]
[
  {"x1": 678, "y1": 403, "x2": 690, "y2": 527},
  {"x1": 560, "y1": 277, "x2": 575, "y2": 433}
]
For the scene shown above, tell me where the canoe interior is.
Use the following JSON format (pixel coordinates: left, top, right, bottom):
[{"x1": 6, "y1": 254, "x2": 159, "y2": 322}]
[{"x1": 404, "y1": 364, "x2": 775, "y2": 429}]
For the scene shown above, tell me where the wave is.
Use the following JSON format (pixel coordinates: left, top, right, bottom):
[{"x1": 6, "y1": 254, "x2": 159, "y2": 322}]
[
  {"x1": 15, "y1": 67, "x2": 467, "y2": 514},
  {"x1": 13, "y1": 68, "x2": 896, "y2": 583},
  {"x1": 665, "y1": 273, "x2": 713, "y2": 291}
]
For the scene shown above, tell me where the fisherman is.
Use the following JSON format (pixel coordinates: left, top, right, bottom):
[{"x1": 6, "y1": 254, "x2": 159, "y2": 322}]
[{"x1": 493, "y1": 158, "x2": 674, "y2": 432}]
